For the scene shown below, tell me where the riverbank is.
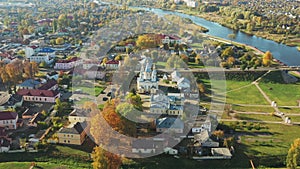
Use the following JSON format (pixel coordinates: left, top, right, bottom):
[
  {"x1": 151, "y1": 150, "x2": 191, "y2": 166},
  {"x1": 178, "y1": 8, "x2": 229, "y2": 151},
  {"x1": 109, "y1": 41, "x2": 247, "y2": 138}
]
[{"x1": 174, "y1": 8, "x2": 300, "y2": 49}]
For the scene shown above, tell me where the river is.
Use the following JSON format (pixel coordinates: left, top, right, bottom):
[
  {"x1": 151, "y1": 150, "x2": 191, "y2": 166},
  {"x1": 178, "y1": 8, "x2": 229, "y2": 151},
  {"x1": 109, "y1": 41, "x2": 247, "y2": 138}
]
[{"x1": 100, "y1": 1, "x2": 300, "y2": 66}]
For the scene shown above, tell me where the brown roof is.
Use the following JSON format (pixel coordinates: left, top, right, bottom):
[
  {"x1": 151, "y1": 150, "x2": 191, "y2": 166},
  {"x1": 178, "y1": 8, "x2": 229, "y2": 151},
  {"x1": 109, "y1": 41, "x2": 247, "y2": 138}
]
[
  {"x1": 17, "y1": 89, "x2": 59, "y2": 97},
  {"x1": 38, "y1": 80, "x2": 57, "y2": 90},
  {"x1": 0, "y1": 111, "x2": 18, "y2": 121}
]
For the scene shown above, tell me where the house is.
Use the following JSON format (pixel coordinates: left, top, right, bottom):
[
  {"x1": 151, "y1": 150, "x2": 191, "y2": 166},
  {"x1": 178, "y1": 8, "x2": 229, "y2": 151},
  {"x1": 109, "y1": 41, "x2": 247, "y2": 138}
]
[
  {"x1": 187, "y1": 0, "x2": 198, "y2": 7},
  {"x1": 17, "y1": 89, "x2": 60, "y2": 103},
  {"x1": 54, "y1": 57, "x2": 82, "y2": 70},
  {"x1": 155, "y1": 117, "x2": 184, "y2": 134},
  {"x1": 38, "y1": 79, "x2": 58, "y2": 90},
  {"x1": 22, "y1": 103, "x2": 54, "y2": 119},
  {"x1": 211, "y1": 148, "x2": 232, "y2": 159},
  {"x1": 132, "y1": 139, "x2": 156, "y2": 154},
  {"x1": 46, "y1": 71, "x2": 59, "y2": 80},
  {"x1": 105, "y1": 60, "x2": 120, "y2": 70},
  {"x1": 137, "y1": 57, "x2": 158, "y2": 94},
  {"x1": 68, "y1": 109, "x2": 91, "y2": 124},
  {"x1": 177, "y1": 77, "x2": 191, "y2": 92},
  {"x1": 83, "y1": 60, "x2": 101, "y2": 70},
  {"x1": 164, "y1": 147, "x2": 178, "y2": 155},
  {"x1": 0, "y1": 111, "x2": 18, "y2": 129},
  {"x1": 27, "y1": 47, "x2": 55, "y2": 64},
  {"x1": 57, "y1": 122, "x2": 87, "y2": 145},
  {"x1": 150, "y1": 94, "x2": 170, "y2": 114},
  {"x1": 0, "y1": 93, "x2": 23, "y2": 111},
  {"x1": 161, "y1": 35, "x2": 182, "y2": 45},
  {"x1": 16, "y1": 79, "x2": 41, "y2": 90},
  {"x1": 84, "y1": 66, "x2": 106, "y2": 79},
  {"x1": 168, "y1": 105, "x2": 183, "y2": 116},
  {"x1": 0, "y1": 137, "x2": 11, "y2": 152}
]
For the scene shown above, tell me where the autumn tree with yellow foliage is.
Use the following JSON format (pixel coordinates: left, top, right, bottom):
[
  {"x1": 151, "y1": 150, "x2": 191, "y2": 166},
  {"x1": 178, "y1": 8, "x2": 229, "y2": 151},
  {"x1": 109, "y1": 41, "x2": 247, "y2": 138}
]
[
  {"x1": 286, "y1": 138, "x2": 300, "y2": 169},
  {"x1": 262, "y1": 51, "x2": 273, "y2": 67}
]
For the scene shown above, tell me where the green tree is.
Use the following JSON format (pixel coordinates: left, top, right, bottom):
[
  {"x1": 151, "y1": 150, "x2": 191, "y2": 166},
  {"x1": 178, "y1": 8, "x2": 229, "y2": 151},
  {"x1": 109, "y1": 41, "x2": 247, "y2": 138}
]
[
  {"x1": 52, "y1": 19, "x2": 58, "y2": 33},
  {"x1": 224, "y1": 137, "x2": 235, "y2": 148}
]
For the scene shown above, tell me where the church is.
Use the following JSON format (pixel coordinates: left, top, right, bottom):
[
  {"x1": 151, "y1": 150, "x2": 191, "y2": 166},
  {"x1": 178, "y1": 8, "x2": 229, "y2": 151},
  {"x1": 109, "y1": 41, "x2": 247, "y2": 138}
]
[{"x1": 137, "y1": 56, "x2": 158, "y2": 94}]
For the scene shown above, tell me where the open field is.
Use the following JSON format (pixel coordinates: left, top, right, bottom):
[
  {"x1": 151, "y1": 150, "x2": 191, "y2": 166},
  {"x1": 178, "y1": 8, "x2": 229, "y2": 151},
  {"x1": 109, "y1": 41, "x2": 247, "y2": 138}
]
[
  {"x1": 235, "y1": 113, "x2": 281, "y2": 122},
  {"x1": 259, "y1": 83, "x2": 300, "y2": 106},
  {"x1": 72, "y1": 86, "x2": 105, "y2": 97},
  {"x1": 232, "y1": 105, "x2": 274, "y2": 113}
]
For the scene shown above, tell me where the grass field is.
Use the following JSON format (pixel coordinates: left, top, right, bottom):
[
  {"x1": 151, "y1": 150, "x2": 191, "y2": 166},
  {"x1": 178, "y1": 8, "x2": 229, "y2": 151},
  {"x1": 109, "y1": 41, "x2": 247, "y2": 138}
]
[
  {"x1": 72, "y1": 86, "x2": 105, "y2": 97},
  {"x1": 259, "y1": 83, "x2": 300, "y2": 106},
  {"x1": 0, "y1": 162, "x2": 69, "y2": 169},
  {"x1": 226, "y1": 84, "x2": 269, "y2": 105},
  {"x1": 0, "y1": 145, "x2": 92, "y2": 169},
  {"x1": 232, "y1": 105, "x2": 274, "y2": 113},
  {"x1": 279, "y1": 107, "x2": 300, "y2": 114},
  {"x1": 235, "y1": 113, "x2": 282, "y2": 122}
]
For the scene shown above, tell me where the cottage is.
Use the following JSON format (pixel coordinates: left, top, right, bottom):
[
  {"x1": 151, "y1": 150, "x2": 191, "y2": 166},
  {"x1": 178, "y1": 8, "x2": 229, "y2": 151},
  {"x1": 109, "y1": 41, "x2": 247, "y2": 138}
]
[
  {"x1": 132, "y1": 139, "x2": 156, "y2": 154},
  {"x1": 38, "y1": 79, "x2": 58, "y2": 91},
  {"x1": 17, "y1": 89, "x2": 60, "y2": 103},
  {"x1": 57, "y1": 122, "x2": 87, "y2": 145},
  {"x1": 68, "y1": 109, "x2": 91, "y2": 125},
  {"x1": 0, "y1": 111, "x2": 18, "y2": 129},
  {"x1": 155, "y1": 117, "x2": 184, "y2": 134}
]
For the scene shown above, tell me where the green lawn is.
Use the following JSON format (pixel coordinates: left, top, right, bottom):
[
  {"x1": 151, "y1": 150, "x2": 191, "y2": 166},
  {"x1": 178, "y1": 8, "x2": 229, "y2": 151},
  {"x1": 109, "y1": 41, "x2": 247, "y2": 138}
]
[
  {"x1": 289, "y1": 115, "x2": 300, "y2": 122},
  {"x1": 0, "y1": 162, "x2": 68, "y2": 169},
  {"x1": 0, "y1": 145, "x2": 92, "y2": 169},
  {"x1": 279, "y1": 107, "x2": 300, "y2": 114},
  {"x1": 188, "y1": 62, "x2": 204, "y2": 68},
  {"x1": 156, "y1": 61, "x2": 166, "y2": 69},
  {"x1": 259, "y1": 83, "x2": 300, "y2": 106},
  {"x1": 226, "y1": 85, "x2": 269, "y2": 105},
  {"x1": 232, "y1": 105, "x2": 274, "y2": 113},
  {"x1": 72, "y1": 86, "x2": 105, "y2": 97},
  {"x1": 235, "y1": 113, "x2": 282, "y2": 122}
]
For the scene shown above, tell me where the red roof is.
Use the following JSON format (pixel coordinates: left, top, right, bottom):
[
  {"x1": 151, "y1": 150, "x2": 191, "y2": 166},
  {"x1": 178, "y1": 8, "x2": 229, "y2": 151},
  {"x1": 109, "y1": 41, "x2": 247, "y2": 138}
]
[
  {"x1": 0, "y1": 111, "x2": 18, "y2": 121},
  {"x1": 28, "y1": 45, "x2": 39, "y2": 49},
  {"x1": 17, "y1": 89, "x2": 59, "y2": 97},
  {"x1": 106, "y1": 60, "x2": 119, "y2": 65}
]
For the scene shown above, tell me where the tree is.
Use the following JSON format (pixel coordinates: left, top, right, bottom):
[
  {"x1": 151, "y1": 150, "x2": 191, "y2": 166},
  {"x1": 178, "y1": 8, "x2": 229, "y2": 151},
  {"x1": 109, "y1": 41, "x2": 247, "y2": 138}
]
[
  {"x1": 197, "y1": 83, "x2": 205, "y2": 95},
  {"x1": 52, "y1": 19, "x2": 58, "y2": 33},
  {"x1": 212, "y1": 130, "x2": 224, "y2": 140},
  {"x1": 221, "y1": 47, "x2": 234, "y2": 59},
  {"x1": 262, "y1": 51, "x2": 273, "y2": 67},
  {"x1": 91, "y1": 146, "x2": 122, "y2": 169},
  {"x1": 286, "y1": 138, "x2": 300, "y2": 169},
  {"x1": 224, "y1": 137, "x2": 235, "y2": 148},
  {"x1": 56, "y1": 37, "x2": 64, "y2": 45}
]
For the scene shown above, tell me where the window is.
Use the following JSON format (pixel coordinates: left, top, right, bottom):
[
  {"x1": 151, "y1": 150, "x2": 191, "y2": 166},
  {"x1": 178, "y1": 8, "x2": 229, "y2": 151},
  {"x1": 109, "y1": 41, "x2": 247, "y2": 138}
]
[
  {"x1": 64, "y1": 140, "x2": 66, "y2": 143},
  {"x1": 68, "y1": 140, "x2": 70, "y2": 143},
  {"x1": 10, "y1": 120, "x2": 12, "y2": 123}
]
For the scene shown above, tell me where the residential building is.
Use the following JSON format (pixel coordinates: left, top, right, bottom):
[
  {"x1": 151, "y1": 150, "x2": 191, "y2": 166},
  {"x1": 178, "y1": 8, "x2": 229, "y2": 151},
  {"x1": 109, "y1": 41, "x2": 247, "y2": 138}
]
[
  {"x1": 17, "y1": 89, "x2": 60, "y2": 103},
  {"x1": 0, "y1": 93, "x2": 23, "y2": 111},
  {"x1": 16, "y1": 79, "x2": 41, "y2": 90},
  {"x1": 84, "y1": 66, "x2": 106, "y2": 79},
  {"x1": 0, "y1": 111, "x2": 18, "y2": 129},
  {"x1": 137, "y1": 57, "x2": 158, "y2": 94},
  {"x1": 161, "y1": 35, "x2": 182, "y2": 44},
  {"x1": 132, "y1": 139, "x2": 156, "y2": 154},
  {"x1": 46, "y1": 71, "x2": 59, "y2": 80},
  {"x1": 57, "y1": 122, "x2": 87, "y2": 145},
  {"x1": 38, "y1": 79, "x2": 58, "y2": 90},
  {"x1": 105, "y1": 60, "x2": 120, "y2": 70},
  {"x1": 155, "y1": 117, "x2": 184, "y2": 134},
  {"x1": 68, "y1": 109, "x2": 91, "y2": 125},
  {"x1": 54, "y1": 57, "x2": 81, "y2": 70},
  {"x1": 27, "y1": 47, "x2": 55, "y2": 64}
]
